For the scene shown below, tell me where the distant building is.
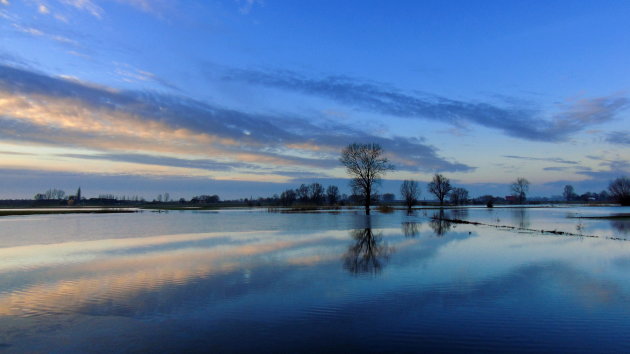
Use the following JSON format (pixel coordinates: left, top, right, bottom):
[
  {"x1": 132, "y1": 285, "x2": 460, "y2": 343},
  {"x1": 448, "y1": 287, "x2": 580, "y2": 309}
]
[{"x1": 505, "y1": 195, "x2": 517, "y2": 203}]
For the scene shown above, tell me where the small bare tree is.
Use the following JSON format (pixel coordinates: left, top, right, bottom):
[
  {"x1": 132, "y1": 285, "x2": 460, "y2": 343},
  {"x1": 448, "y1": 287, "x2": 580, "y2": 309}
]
[
  {"x1": 340, "y1": 143, "x2": 394, "y2": 214},
  {"x1": 609, "y1": 176, "x2": 630, "y2": 206},
  {"x1": 563, "y1": 185, "x2": 575, "y2": 202},
  {"x1": 511, "y1": 177, "x2": 530, "y2": 204},
  {"x1": 326, "y1": 185, "x2": 340, "y2": 205},
  {"x1": 449, "y1": 187, "x2": 469, "y2": 205},
  {"x1": 400, "y1": 180, "x2": 420, "y2": 210},
  {"x1": 428, "y1": 174, "x2": 452, "y2": 205}
]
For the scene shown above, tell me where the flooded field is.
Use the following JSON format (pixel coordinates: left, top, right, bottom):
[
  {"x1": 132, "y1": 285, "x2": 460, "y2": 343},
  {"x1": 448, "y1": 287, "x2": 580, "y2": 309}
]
[{"x1": 1, "y1": 206, "x2": 630, "y2": 352}]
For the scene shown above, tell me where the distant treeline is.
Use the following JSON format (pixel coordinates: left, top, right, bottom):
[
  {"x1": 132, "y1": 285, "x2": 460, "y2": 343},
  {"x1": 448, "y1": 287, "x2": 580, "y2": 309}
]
[{"x1": 0, "y1": 175, "x2": 626, "y2": 208}]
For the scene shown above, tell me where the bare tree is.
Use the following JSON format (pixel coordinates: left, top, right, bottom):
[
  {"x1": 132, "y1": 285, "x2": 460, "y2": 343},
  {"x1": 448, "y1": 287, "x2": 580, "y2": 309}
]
[
  {"x1": 428, "y1": 174, "x2": 452, "y2": 205},
  {"x1": 326, "y1": 185, "x2": 340, "y2": 205},
  {"x1": 296, "y1": 184, "x2": 310, "y2": 203},
  {"x1": 511, "y1": 177, "x2": 530, "y2": 203},
  {"x1": 280, "y1": 189, "x2": 297, "y2": 206},
  {"x1": 609, "y1": 176, "x2": 630, "y2": 206},
  {"x1": 340, "y1": 143, "x2": 394, "y2": 214},
  {"x1": 563, "y1": 185, "x2": 575, "y2": 202},
  {"x1": 400, "y1": 180, "x2": 420, "y2": 210},
  {"x1": 308, "y1": 183, "x2": 325, "y2": 205},
  {"x1": 449, "y1": 187, "x2": 469, "y2": 205}
]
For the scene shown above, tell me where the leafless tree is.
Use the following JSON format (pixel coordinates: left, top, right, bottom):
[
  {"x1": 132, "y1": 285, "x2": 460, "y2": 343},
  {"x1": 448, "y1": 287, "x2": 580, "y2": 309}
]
[
  {"x1": 449, "y1": 187, "x2": 469, "y2": 205},
  {"x1": 296, "y1": 184, "x2": 310, "y2": 203},
  {"x1": 280, "y1": 189, "x2": 297, "y2": 206},
  {"x1": 400, "y1": 180, "x2": 420, "y2": 210},
  {"x1": 340, "y1": 143, "x2": 394, "y2": 214},
  {"x1": 308, "y1": 183, "x2": 325, "y2": 205},
  {"x1": 609, "y1": 176, "x2": 630, "y2": 206},
  {"x1": 563, "y1": 185, "x2": 575, "y2": 202},
  {"x1": 511, "y1": 177, "x2": 530, "y2": 203},
  {"x1": 326, "y1": 185, "x2": 340, "y2": 205},
  {"x1": 428, "y1": 173, "x2": 452, "y2": 205}
]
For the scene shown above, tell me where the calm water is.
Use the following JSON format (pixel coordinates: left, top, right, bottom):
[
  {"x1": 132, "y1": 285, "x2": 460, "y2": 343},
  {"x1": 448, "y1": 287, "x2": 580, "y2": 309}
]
[{"x1": 1, "y1": 206, "x2": 630, "y2": 352}]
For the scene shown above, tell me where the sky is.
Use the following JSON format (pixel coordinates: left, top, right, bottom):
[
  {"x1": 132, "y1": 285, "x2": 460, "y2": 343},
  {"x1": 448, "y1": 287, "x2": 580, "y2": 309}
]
[{"x1": 0, "y1": 0, "x2": 628, "y2": 200}]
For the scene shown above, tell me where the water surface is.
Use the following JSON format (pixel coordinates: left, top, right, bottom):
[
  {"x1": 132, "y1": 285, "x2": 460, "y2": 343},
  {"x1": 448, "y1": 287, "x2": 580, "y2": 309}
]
[{"x1": 1, "y1": 206, "x2": 630, "y2": 352}]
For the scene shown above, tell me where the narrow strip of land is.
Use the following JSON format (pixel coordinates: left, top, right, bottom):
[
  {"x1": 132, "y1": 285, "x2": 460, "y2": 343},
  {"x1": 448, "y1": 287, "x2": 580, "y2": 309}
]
[{"x1": 437, "y1": 217, "x2": 627, "y2": 241}]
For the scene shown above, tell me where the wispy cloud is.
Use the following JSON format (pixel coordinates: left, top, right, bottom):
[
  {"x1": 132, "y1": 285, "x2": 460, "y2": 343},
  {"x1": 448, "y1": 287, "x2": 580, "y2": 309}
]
[
  {"x1": 113, "y1": 62, "x2": 178, "y2": 90},
  {"x1": 11, "y1": 23, "x2": 79, "y2": 45},
  {"x1": 503, "y1": 155, "x2": 579, "y2": 165},
  {"x1": 606, "y1": 131, "x2": 630, "y2": 145},
  {"x1": 111, "y1": 0, "x2": 173, "y2": 18},
  {"x1": 236, "y1": 0, "x2": 263, "y2": 14},
  {"x1": 58, "y1": 0, "x2": 103, "y2": 18},
  {"x1": 221, "y1": 68, "x2": 629, "y2": 142},
  {"x1": 0, "y1": 64, "x2": 472, "y2": 180},
  {"x1": 38, "y1": 4, "x2": 50, "y2": 14}
]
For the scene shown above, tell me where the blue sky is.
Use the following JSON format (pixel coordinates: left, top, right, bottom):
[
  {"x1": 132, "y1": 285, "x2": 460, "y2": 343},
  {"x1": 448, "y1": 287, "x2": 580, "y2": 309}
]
[{"x1": 0, "y1": 0, "x2": 628, "y2": 199}]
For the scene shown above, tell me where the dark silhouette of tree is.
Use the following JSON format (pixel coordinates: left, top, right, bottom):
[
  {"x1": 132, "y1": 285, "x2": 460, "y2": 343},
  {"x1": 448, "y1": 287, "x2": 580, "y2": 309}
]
[
  {"x1": 400, "y1": 180, "x2": 420, "y2": 210},
  {"x1": 449, "y1": 187, "x2": 469, "y2": 205},
  {"x1": 280, "y1": 189, "x2": 297, "y2": 206},
  {"x1": 296, "y1": 184, "x2": 310, "y2": 203},
  {"x1": 36, "y1": 189, "x2": 66, "y2": 200},
  {"x1": 191, "y1": 195, "x2": 220, "y2": 203},
  {"x1": 343, "y1": 226, "x2": 391, "y2": 274},
  {"x1": 563, "y1": 185, "x2": 575, "y2": 202},
  {"x1": 339, "y1": 143, "x2": 394, "y2": 214},
  {"x1": 609, "y1": 176, "x2": 630, "y2": 206},
  {"x1": 308, "y1": 183, "x2": 325, "y2": 205},
  {"x1": 429, "y1": 209, "x2": 452, "y2": 236},
  {"x1": 76, "y1": 187, "x2": 82, "y2": 204},
  {"x1": 511, "y1": 177, "x2": 530, "y2": 204},
  {"x1": 428, "y1": 174, "x2": 452, "y2": 205},
  {"x1": 326, "y1": 185, "x2": 340, "y2": 205},
  {"x1": 381, "y1": 193, "x2": 395, "y2": 203}
]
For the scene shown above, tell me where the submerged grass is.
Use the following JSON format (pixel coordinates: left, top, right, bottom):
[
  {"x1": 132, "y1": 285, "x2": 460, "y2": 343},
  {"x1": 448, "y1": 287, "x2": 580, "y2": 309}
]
[{"x1": 436, "y1": 216, "x2": 628, "y2": 241}]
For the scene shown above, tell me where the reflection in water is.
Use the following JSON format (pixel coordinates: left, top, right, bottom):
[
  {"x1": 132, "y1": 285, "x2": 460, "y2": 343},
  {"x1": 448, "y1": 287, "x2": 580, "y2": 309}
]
[
  {"x1": 343, "y1": 227, "x2": 392, "y2": 274},
  {"x1": 402, "y1": 222, "x2": 422, "y2": 237},
  {"x1": 511, "y1": 208, "x2": 530, "y2": 228},
  {"x1": 611, "y1": 220, "x2": 630, "y2": 235},
  {"x1": 429, "y1": 209, "x2": 453, "y2": 237},
  {"x1": 450, "y1": 208, "x2": 469, "y2": 220}
]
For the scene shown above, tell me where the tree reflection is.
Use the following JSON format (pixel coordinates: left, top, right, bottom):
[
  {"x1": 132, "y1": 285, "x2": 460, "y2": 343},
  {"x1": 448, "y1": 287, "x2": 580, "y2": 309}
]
[
  {"x1": 401, "y1": 221, "x2": 422, "y2": 237},
  {"x1": 429, "y1": 209, "x2": 453, "y2": 237},
  {"x1": 511, "y1": 208, "x2": 530, "y2": 228},
  {"x1": 611, "y1": 220, "x2": 630, "y2": 235},
  {"x1": 343, "y1": 227, "x2": 391, "y2": 274}
]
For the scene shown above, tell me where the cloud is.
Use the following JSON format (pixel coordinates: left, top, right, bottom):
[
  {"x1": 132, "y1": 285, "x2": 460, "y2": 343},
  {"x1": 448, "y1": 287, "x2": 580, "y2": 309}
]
[
  {"x1": 607, "y1": 131, "x2": 630, "y2": 145},
  {"x1": 221, "y1": 68, "x2": 629, "y2": 142},
  {"x1": 0, "y1": 64, "x2": 472, "y2": 181},
  {"x1": 113, "y1": 62, "x2": 179, "y2": 90},
  {"x1": 11, "y1": 23, "x2": 79, "y2": 46},
  {"x1": 58, "y1": 153, "x2": 250, "y2": 172},
  {"x1": 59, "y1": 0, "x2": 103, "y2": 18},
  {"x1": 0, "y1": 0, "x2": 9, "y2": 6},
  {"x1": 38, "y1": 4, "x2": 50, "y2": 14},
  {"x1": 503, "y1": 155, "x2": 579, "y2": 165},
  {"x1": 236, "y1": 0, "x2": 263, "y2": 14}
]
